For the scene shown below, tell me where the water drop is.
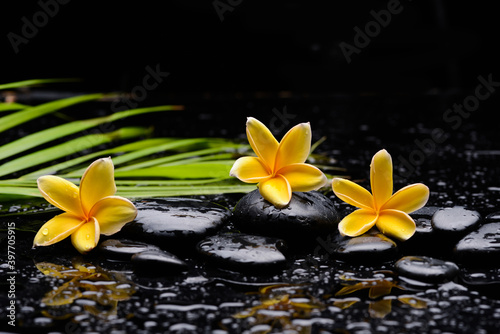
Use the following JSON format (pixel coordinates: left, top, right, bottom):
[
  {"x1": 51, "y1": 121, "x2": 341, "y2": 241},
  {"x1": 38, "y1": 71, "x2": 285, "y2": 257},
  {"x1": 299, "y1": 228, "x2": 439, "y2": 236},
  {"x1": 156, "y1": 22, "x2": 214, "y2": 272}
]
[
  {"x1": 42, "y1": 228, "x2": 49, "y2": 236},
  {"x1": 86, "y1": 234, "x2": 90, "y2": 240}
]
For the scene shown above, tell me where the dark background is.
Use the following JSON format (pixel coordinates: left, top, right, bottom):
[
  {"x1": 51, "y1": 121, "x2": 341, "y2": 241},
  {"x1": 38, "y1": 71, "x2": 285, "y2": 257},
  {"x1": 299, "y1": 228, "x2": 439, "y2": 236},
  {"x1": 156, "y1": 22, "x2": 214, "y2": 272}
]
[{"x1": 1, "y1": 1, "x2": 498, "y2": 94}]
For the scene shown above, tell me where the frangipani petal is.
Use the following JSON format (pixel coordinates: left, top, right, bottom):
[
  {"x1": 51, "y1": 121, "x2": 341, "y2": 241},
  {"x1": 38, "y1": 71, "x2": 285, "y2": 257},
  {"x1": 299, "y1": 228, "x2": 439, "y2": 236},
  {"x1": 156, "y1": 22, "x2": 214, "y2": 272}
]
[
  {"x1": 246, "y1": 117, "x2": 279, "y2": 171},
  {"x1": 332, "y1": 178, "x2": 374, "y2": 210},
  {"x1": 279, "y1": 163, "x2": 327, "y2": 191},
  {"x1": 275, "y1": 122, "x2": 311, "y2": 171},
  {"x1": 80, "y1": 157, "x2": 117, "y2": 214},
  {"x1": 377, "y1": 209, "x2": 416, "y2": 241},
  {"x1": 90, "y1": 196, "x2": 137, "y2": 235},
  {"x1": 259, "y1": 175, "x2": 292, "y2": 208},
  {"x1": 71, "y1": 217, "x2": 100, "y2": 254},
  {"x1": 338, "y1": 209, "x2": 378, "y2": 237},
  {"x1": 369, "y1": 281, "x2": 394, "y2": 299},
  {"x1": 33, "y1": 213, "x2": 84, "y2": 247},
  {"x1": 370, "y1": 149, "x2": 393, "y2": 210},
  {"x1": 229, "y1": 156, "x2": 271, "y2": 183},
  {"x1": 37, "y1": 176, "x2": 84, "y2": 217},
  {"x1": 369, "y1": 299, "x2": 392, "y2": 319},
  {"x1": 381, "y1": 183, "x2": 430, "y2": 213}
]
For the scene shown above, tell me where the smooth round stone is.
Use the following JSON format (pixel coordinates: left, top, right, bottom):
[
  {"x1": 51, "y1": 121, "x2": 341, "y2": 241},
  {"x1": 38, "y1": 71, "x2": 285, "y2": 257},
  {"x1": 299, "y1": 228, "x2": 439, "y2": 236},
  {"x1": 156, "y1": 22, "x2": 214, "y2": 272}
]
[
  {"x1": 329, "y1": 231, "x2": 398, "y2": 262},
  {"x1": 395, "y1": 256, "x2": 459, "y2": 283},
  {"x1": 122, "y1": 198, "x2": 230, "y2": 245},
  {"x1": 131, "y1": 250, "x2": 188, "y2": 274},
  {"x1": 454, "y1": 222, "x2": 500, "y2": 265},
  {"x1": 431, "y1": 206, "x2": 481, "y2": 235},
  {"x1": 232, "y1": 190, "x2": 340, "y2": 239},
  {"x1": 196, "y1": 233, "x2": 287, "y2": 271},
  {"x1": 459, "y1": 267, "x2": 500, "y2": 297},
  {"x1": 99, "y1": 239, "x2": 160, "y2": 260}
]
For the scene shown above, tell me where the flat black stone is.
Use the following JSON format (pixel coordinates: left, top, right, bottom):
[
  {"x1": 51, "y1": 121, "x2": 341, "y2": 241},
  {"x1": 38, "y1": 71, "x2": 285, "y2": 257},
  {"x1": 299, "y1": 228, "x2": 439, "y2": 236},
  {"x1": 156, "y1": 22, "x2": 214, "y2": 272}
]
[
  {"x1": 99, "y1": 239, "x2": 160, "y2": 260},
  {"x1": 232, "y1": 190, "x2": 340, "y2": 240},
  {"x1": 395, "y1": 256, "x2": 459, "y2": 283},
  {"x1": 454, "y1": 222, "x2": 500, "y2": 266},
  {"x1": 327, "y1": 230, "x2": 398, "y2": 262},
  {"x1": 121, "y1": 198, "x2": 230, "y2": 246},
  {"x1": 131, "y1": 250, "x2": 188, "y2": 274},
  {"x1": 196, "y1": 233, "x2": 287, "y2": 272},
  {"x1": 431, "y1": 206, "x2": 481, "y2": 236}
]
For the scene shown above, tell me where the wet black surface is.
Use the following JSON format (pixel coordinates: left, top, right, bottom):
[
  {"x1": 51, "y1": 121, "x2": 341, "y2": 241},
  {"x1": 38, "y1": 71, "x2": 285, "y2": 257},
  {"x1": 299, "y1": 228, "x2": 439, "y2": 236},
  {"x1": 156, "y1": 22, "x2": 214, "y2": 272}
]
[
  {"x1": 432, "y1": 206, "x2": 481, "y2": 235},
  {"x1": 121, "y1": 198, "x2": 231, "y2": 247},
  {"x1": 1, "y1": 93, "x2": 500, "y2": 333},
  {"x1": 197, "y1": 233, "x2": 287, "y2": 272},
  {"x1": 395, "y1": 256, "x2": 459, "y2": 283},
  {"x1": 233, "y1": 190, "x2": 340, "y2": 242}
]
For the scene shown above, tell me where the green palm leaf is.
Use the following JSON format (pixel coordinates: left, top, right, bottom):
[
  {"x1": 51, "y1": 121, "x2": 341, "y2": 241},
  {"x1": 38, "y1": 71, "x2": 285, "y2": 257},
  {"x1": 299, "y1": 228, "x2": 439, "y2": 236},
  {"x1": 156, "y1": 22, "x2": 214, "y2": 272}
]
[{"x1": 0, "y1": 79, "x2": 336, "y2": 201}]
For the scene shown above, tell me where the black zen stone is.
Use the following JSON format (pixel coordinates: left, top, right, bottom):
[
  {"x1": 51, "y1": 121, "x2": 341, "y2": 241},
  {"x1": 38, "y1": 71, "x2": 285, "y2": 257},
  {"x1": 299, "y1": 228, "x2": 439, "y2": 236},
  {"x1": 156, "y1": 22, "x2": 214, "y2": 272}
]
[
  {"x1": 454, "y1": 222, "x2": 500, "y2": 266},
  {"x1": 395, "y1": 256, "x2": 459, "y2": 283},
  {"x1": 131, "y1": 250, "x2": 188, "y2": 274},
  {"x1": 122, "y1": 198, "x2": 230, "y2": 246},
  {"x1": 431, "y1": 206, "x2": 481, "y2": 236},
  {"x1": 459, "y1": 267, "x2": 500, "y2": 298},
  {"x1": 196, "y1": 233, "x2": 287, "y2": 272},
  {"x1": 99, "y1": 239, "x2": 160, "y2": 260},
  {"x1": 232, "y1": 190, "x2": 339, "y2": 241},
  {"x1": 327, "y1": 230, "x2": 399, "y2": 263}
]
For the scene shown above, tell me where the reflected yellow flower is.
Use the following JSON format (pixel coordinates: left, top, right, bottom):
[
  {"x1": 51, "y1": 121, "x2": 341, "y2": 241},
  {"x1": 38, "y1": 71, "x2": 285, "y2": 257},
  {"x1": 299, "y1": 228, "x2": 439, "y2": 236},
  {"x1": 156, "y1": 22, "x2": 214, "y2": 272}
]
[
  {"x1": 230, "y1": 117, "x2": 327, "y2": 208},
  {"x1": 333, "y1": 275, "x2": 428, "y2": 319},
  {"x1": 369, "y1": 298, "x2": 393, "y2": 319},
  {"x1": 37, "y1": 258, "x2": 135, "y2": 319},
  {"x1": 33, "y1": 157, "x2": 137, "y2": 254},
  {"x1": 335, "y1": 278, "x2": 398, "y2": 299},
  {"x1": 332, "y1": 149, "x2": 429, "y2": 240},
  {"x1": 234, "y1": 284, "x2": 324, "y2": 332}
]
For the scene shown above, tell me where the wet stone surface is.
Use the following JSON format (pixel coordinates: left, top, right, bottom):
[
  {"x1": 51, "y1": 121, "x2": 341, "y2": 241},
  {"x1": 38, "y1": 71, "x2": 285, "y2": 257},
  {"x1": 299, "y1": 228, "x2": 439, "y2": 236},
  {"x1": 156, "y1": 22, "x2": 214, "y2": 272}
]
[
  {"x1": 196, "y1": 233, "x2": 287, "y2": 271},
  {"x1": 323, "y1": 230, "x2": 399, "y2": 262},
  {"x1": 454, "y1": 222, "x2": 500, "y2": 266},
  {"x1": 431, "y1": 206, "x2": 481, "y2": 236},
  {"x1": 131, "y1": 250, "x2": 188, "y2": 274},
  {"x1": 121, "y1": 198, "x2": 230, "y2": 246},
  {"x1": 99, "y1": 239, "x2": 160, "y2": 260},
  {"x1": 232, "y1": 190, "x2": 340, "y2": 241},
  {"x1": 395, "y1": 256, "x2": 459, "y2": 283},
  {"x1": 459, "y1": 267, "x2": 500, "y2": 297}
]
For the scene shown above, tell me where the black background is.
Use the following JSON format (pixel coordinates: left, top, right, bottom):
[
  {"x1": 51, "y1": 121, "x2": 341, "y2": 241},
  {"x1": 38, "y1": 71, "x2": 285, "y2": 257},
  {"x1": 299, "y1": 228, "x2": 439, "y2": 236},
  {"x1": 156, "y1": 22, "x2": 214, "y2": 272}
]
[{"x1": 2, "y1": 1, "x2": 499, "y2": 94}]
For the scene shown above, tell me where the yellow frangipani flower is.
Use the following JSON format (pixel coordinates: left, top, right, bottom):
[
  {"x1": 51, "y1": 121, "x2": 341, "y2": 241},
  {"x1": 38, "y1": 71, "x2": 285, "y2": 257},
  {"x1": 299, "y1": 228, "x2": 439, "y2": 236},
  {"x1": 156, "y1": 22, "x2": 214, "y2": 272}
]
[
  {"x1": 33, "y1": 157, "x2": 137, "y2": 254},
  {"x1": 230, "y1": 117, "x2": 328, "y2": 208},
  {"x1": 332, "y1": 149, "x2": 429, "y2": 241}
]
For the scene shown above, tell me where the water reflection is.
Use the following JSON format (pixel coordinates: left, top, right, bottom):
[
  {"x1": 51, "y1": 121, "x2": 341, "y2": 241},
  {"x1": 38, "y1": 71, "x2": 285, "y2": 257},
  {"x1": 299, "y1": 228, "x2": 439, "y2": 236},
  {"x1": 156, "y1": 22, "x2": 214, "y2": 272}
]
[
  {"x1": 36, "y1": 257, "x2": 135, "y2": 320},
  {"x1": 333, "y1": 274, "x2": 428, "y2": 318},
  {"x1": 234, "y1": 284, "x2": 324, "y2": 333}
]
